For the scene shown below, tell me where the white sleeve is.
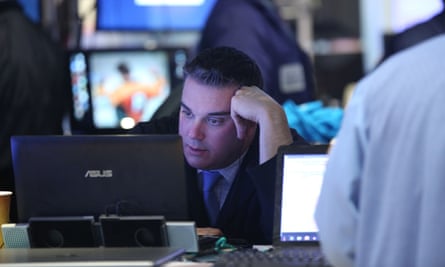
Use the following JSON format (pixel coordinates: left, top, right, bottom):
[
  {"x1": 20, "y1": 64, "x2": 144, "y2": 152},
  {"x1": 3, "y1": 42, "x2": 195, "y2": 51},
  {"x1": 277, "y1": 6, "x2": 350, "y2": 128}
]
[{"x1": 315, "y1": 84, "x2": 368, "y2": 267}]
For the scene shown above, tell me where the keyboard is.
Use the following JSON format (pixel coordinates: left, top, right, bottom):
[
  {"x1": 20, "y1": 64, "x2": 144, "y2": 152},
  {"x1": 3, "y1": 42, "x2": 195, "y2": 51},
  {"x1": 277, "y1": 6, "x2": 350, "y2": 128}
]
[{"x1": 212, "y1": 247, "x2": 331, "y2": 267}]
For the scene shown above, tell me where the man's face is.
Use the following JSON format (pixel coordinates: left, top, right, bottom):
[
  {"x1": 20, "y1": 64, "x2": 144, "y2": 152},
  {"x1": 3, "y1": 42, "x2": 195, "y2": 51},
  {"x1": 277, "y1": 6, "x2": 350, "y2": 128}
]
[{"x1": 179, "y1": 78, "x2": 248, "y2": 170}]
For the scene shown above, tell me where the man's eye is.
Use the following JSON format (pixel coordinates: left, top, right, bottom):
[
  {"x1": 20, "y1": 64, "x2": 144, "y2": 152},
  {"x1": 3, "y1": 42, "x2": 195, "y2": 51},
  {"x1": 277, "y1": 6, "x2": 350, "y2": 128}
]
[
  {"x1": 181, "y1": 109, "x2": 193, "y2": 118},
  {"x1": 207, "y1": 117, "x2": 225, "y2": 126}
]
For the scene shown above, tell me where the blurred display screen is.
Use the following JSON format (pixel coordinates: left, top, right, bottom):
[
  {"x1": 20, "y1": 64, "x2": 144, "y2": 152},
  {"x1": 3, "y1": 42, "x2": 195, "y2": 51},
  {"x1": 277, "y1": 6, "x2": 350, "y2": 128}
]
[{"x1": 96, "y1": 0, "x2": 217, "y2": 31}]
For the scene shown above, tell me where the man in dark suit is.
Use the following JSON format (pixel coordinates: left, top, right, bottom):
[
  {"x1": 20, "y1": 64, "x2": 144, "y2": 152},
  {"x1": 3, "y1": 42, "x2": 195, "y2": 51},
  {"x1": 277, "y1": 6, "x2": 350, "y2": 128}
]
[{"x1": 131, "y1": 47, "x2": 306, "y2": 244}]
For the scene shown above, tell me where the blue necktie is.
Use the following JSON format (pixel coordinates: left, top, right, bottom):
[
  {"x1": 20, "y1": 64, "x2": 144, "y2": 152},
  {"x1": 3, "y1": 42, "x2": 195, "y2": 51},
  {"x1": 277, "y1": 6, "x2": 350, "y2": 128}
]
[{"x1": 201, "y1": 171, "x2": 222, "y2": 226}]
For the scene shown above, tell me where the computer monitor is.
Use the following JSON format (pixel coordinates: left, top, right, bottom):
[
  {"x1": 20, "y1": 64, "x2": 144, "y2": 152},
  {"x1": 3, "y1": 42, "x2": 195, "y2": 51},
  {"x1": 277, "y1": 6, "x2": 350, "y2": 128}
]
[
  {"x1": 68, "y1": 47, "x2": 187, "y2": 133},
  {"x1": 10, "y1": 134, "x2": 190, "y2": 223},
  {"x1": 95, "y1": 0, "x2": 217, "y2": 32}
]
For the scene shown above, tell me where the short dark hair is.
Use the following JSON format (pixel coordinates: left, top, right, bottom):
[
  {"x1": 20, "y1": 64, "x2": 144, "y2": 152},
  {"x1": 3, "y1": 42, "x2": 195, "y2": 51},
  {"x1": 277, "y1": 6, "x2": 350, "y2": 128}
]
[{"x1": 183, "y1": 46, "x2": 264, "y2": 88}]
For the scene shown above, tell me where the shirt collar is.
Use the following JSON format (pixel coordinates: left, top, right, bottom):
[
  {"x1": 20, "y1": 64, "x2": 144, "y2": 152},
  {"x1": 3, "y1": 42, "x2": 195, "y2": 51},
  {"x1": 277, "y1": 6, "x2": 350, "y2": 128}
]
[{"x1": 198, "y1": 151, "x2": 248, "y2": 185}]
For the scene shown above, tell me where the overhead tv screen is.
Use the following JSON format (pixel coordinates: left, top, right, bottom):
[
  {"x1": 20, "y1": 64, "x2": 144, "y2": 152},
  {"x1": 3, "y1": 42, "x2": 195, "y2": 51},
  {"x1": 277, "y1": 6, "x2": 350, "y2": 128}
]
[
  {"x1": 68, "y1": 47, "x2": 188, "y2": 132},
  {"x1": 96, "y1": 0, "x2": 217, "y2": 31}
]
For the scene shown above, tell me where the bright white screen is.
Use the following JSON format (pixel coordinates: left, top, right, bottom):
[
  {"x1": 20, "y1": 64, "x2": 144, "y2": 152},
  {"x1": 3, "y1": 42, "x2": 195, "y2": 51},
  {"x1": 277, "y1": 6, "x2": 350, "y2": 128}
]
[{"x1": 280, "y1": 154, "x2": 328, "y2": 241}]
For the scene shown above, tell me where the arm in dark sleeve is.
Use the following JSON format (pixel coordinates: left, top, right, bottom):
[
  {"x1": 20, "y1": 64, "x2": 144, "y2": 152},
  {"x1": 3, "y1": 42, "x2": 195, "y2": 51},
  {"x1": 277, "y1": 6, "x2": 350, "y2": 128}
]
[
  {"x1": 246, "y1": 131, "x2": 308, "y2": 243},
  {"x1": 247, "y1": 156, "x2": 276, "y2": 244}
]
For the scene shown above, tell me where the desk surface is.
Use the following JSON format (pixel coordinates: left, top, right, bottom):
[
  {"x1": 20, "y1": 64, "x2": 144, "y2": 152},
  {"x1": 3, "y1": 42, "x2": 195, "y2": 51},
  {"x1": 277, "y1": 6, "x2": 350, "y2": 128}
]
[
  {"x1": 164, "y1": 262, "x2": 212, "y2": 267},
  {"x1": 0, "y1": 247, "x2": 184, "y2": 266}
]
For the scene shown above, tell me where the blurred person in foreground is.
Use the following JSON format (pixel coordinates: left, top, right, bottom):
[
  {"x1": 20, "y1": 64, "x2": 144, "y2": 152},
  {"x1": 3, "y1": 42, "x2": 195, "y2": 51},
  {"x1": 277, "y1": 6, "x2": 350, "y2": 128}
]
[
  {"x1": 315, "y1": 33, "x2": 445, "y2": 267},
  {"x1": 0, "y1": 0, "x2": 71, "y2": 222}
]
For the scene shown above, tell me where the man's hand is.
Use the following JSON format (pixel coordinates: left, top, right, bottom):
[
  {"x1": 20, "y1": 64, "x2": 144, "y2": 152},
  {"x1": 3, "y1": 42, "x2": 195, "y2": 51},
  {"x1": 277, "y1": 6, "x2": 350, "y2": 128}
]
[{"x1": 231, "y1": 86, "x2": 293, "y2": 163}]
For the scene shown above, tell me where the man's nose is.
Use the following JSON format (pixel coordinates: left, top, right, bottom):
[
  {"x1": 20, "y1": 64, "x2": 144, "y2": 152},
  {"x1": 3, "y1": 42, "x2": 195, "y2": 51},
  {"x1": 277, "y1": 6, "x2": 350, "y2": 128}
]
[{"x1": 187, "y1": 119, "x2": 205, "y2": 140}]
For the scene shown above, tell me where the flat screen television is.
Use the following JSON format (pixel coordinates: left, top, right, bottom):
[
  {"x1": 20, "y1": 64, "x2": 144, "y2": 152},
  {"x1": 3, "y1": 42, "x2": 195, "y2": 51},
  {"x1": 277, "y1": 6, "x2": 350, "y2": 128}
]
[
  {"x1": 96, "y1": 0, "x2": 217, "y2": 32},
  {"x1": 68, "y1": 47, "x2": 188, "y2": 133}
]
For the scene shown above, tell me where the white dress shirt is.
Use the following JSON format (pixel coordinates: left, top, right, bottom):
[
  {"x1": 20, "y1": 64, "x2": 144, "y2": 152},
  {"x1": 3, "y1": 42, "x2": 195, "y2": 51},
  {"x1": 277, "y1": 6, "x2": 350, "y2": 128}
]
[{"x1": 315, "y1": 34, "x2": 445, "y2": 267}]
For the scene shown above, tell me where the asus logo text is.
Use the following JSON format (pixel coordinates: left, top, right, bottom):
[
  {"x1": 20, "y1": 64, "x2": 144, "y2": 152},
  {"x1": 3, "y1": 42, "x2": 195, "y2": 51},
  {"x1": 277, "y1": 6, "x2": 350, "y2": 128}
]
[{"x1": 84, "y1": 170, "x2": 113, "y2": 178}]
